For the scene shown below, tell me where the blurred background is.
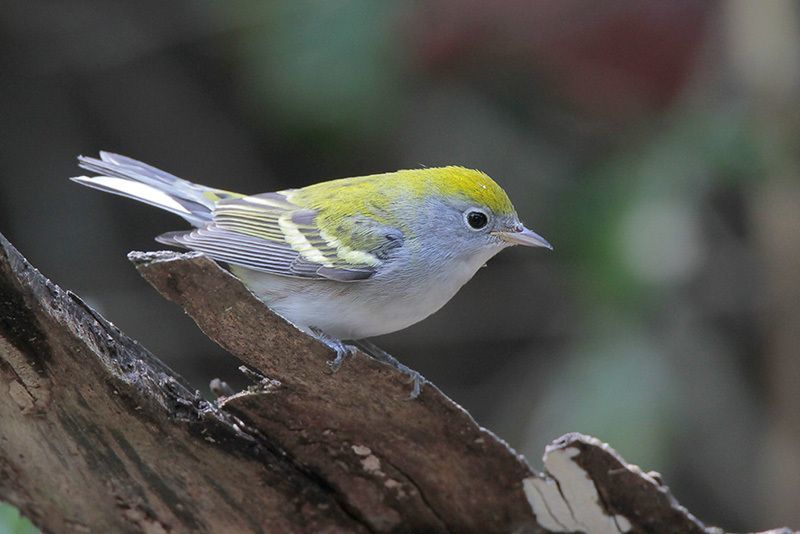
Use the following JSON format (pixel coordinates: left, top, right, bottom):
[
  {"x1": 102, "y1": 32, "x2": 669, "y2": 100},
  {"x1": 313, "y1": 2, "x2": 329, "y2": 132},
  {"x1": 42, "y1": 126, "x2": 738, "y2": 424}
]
[{"x1": 1, "y1": 1, "x2": 799, "y2": 530}]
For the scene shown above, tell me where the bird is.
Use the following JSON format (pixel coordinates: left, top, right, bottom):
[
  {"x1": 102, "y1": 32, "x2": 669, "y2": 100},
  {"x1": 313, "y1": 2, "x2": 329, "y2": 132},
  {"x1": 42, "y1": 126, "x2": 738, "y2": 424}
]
[{"x1": 72, "y1": 152, "x2": 551, "y2": 397}]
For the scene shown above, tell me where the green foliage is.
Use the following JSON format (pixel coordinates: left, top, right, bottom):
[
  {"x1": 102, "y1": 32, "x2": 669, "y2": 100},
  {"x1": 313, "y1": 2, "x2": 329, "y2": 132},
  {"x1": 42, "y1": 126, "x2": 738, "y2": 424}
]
[
  {"x1": 0, "y1": 503, "x2": 39, "y2": 534},
  {"x1": 230, "y1": 0, "x2": 403, "y2": 140},
  {"x1": 559, "y1": 106, "x2": 762, "y2": 311}
]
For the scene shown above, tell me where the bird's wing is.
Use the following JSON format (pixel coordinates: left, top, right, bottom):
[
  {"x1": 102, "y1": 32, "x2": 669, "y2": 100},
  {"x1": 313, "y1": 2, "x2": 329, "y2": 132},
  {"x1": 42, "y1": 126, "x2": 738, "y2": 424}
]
[{"x1": 157, "y1": 191, "x2": 403, "y2": 282}]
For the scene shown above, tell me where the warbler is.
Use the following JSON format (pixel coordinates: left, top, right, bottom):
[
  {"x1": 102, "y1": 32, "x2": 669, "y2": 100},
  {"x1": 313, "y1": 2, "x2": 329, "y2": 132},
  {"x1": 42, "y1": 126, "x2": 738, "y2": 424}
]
[{"x1": 73, "y1": 152, "x2": 551, "y2": 394}]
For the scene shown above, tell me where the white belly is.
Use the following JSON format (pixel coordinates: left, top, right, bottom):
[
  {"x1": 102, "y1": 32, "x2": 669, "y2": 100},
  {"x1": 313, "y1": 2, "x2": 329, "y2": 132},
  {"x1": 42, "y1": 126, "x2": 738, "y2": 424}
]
[{"x1": 229, "y1": 248, "x2": 499, "y2": 339}]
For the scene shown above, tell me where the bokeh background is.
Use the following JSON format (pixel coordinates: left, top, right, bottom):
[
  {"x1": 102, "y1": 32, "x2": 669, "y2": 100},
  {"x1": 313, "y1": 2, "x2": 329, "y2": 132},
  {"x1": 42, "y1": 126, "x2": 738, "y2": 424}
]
[{"x1": 1, "y1": 1, "x2": 799, "y2": 530}]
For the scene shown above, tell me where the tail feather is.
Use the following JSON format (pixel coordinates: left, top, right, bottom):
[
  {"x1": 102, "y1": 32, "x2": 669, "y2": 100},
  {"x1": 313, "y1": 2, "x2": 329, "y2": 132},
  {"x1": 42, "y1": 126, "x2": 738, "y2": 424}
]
[
  {"x1": 94, "y1": 151, "x2": 185, "y2": 186},
  {"x1": 72, "y1": 152, "x2": 236, "y2": 226},
  {"x1": 70, "y1": 175, "x2": 211, "y2": 224}
]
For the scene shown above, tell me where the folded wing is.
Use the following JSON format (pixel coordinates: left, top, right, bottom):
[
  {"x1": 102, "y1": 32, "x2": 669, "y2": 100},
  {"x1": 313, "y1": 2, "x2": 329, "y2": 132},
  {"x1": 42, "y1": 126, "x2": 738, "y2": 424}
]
[{"x1": 159, "y1": 192, "x2": 401, "y2": 282}]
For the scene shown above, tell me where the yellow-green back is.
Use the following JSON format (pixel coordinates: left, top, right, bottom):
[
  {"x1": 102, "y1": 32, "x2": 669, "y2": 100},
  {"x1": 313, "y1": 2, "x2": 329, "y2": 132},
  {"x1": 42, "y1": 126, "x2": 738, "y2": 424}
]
[
  {"x1": 290, "y1": 166, "x2": 516, "y2": 223},
  {"x1": 207, "y1": 166, "x2": 517, "y2": 272}
]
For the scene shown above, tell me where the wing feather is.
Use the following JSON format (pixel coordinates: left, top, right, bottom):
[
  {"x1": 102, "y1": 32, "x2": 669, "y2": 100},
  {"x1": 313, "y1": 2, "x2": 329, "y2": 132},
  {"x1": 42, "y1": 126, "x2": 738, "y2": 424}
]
[{"x1": 157, "y1": 192, "x2": 400, "y2": 281}]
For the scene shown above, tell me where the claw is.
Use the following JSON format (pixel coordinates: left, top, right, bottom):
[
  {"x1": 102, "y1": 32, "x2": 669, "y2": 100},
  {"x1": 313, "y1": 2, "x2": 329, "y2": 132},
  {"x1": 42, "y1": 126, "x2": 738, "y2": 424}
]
[
  {"x1": 327, "y1": 344, "x2": 355, "y2": 371},
  {"x1": 353, "y1": 339, "x2": 426, "y2": 399},
  {"x1": 309, "y1": 327, "x2": 356, "y2": 372},
  {"x1": 308, "y1": 329, "x2": 425, "y2": 399}
]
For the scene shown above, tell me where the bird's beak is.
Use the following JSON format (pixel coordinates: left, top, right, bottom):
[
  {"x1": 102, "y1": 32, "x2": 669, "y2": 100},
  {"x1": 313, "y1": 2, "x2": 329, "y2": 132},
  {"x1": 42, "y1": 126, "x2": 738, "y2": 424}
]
[{"x1": 494, "y1": 225, "x2": 553, "y2": 249}]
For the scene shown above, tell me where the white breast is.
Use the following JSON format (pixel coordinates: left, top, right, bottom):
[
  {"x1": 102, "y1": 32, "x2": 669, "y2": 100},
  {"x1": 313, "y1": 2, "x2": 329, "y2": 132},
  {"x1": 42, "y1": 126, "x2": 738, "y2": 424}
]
[{"x1": 230, "y1": 246, "x2": 501, "y2": 339}]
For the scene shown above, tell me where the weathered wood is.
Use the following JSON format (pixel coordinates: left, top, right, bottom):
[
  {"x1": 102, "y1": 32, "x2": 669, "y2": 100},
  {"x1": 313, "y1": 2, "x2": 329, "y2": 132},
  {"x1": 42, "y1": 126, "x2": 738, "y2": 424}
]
[
  {"x1": 1, "y1": 230, "x2": 793, "y2": 533},
  {"x1": 0, "y1": 234, "x2": 363, "y2": 533},
  {"x1": 525, "y1": 434, "x2": 709, "y2": 533},
  {"x1": 130, "y1": 250, "x2": 540, "y2": 533}
]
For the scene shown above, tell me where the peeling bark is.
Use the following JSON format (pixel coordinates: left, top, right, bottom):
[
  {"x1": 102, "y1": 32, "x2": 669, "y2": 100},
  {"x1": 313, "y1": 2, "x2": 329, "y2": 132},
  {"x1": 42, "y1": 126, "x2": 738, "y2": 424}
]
[{"x1": 0, "y1": 231, "x2": 793, "y2": 533}]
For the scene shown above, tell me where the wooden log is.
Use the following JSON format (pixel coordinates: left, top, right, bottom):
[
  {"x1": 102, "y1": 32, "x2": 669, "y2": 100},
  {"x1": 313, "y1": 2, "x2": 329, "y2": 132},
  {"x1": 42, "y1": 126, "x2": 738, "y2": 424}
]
[{"x1": 1, "y1": 231, "x2": 792, "y2": 533}]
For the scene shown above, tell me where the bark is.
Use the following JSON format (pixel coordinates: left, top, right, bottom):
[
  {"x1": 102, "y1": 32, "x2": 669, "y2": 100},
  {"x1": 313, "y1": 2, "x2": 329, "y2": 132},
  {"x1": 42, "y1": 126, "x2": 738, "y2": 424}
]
[{"x1": 0, "y1": 231, "x2": 791, "y2": 533}]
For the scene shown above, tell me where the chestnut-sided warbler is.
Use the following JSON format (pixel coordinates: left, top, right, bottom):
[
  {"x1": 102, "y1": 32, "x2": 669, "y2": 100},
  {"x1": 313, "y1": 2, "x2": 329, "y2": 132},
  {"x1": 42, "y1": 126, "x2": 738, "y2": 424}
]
[{"x1": 73, "y1": 152, "x2": 551, "y2": 394}]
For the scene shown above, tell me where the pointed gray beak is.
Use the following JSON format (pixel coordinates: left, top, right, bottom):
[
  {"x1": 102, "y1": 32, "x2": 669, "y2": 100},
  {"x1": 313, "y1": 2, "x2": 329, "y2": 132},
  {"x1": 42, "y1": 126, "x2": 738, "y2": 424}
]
[{"x1": 495, "y1": 226, "x2": 553, "y2": 249}]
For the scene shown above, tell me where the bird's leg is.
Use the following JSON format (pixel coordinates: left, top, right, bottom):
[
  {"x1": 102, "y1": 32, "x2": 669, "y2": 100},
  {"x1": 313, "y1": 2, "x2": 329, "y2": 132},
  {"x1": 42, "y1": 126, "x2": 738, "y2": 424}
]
[
  {"x1": 309, "y1": 327, "x2": 356, "y2": 371},
  {"x1": 352, "y1": 339, "x2": 425, "y2": 399}
]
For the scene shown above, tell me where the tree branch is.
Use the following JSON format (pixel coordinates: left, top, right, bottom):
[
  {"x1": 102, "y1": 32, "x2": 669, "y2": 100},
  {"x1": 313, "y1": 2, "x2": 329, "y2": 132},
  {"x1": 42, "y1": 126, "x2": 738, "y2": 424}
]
[{"x1": 0, "y1": 231, "x2": 792, "y2": 533}]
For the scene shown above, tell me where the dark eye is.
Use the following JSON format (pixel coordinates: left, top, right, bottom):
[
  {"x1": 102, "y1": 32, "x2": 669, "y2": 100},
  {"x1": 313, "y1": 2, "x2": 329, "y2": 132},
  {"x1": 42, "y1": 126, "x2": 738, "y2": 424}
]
[{"x1": 466, "y1": 210, "x2": 488, "y2": 230}]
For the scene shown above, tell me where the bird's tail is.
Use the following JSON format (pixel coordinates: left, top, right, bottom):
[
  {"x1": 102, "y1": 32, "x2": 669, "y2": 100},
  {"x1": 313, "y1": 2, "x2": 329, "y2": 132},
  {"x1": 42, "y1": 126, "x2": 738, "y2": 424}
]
[{"x1": 72, "y1": 152, "x2": 242, "y2": 227}]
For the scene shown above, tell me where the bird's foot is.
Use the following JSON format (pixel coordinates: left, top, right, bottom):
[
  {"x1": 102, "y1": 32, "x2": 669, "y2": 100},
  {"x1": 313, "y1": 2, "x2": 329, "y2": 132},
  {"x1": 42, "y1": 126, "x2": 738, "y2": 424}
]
[
  {"x1": 310, "y1": 327, "x2": 357, "y2": 372},
  {"x1": 308, "y1": 329, "x2": 424, "y2": 399},
  {"x1": 353, "y1": 339, "x2": 425, "y2": 399}
]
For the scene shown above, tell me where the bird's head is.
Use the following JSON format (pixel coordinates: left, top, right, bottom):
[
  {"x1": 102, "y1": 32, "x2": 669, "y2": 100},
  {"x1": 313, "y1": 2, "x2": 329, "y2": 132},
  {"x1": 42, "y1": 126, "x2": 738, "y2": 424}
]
[{"x1": 398, "y1": 166, "x2": 552, "y2": 262}]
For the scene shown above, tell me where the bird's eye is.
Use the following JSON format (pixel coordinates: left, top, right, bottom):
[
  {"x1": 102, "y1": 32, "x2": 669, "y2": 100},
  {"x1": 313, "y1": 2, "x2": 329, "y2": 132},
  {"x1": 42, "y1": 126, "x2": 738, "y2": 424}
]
[{"x1": 465, "y1": 210, "x2": 489, "y2": 230}]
